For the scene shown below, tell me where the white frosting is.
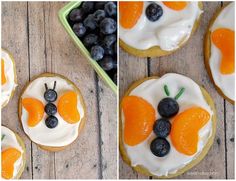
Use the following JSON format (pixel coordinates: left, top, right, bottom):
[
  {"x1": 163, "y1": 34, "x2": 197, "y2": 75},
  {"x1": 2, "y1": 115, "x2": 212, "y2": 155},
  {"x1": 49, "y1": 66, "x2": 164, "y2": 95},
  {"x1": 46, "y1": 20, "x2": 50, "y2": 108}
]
[
  {"x1": 1, "y1": 126, "x2": 23, "y2": 179},
  {"x1": 21, "y1": 76, "x2": 85, "y2": 147},
  {"x1": 119, "y1": 2, "x2": 202, "y2": 51},
  {"x1": 1, "y1": 50, "x2": 17, "y2": 107},
  {"x1": 121, "y1": 73, "x2": 213, "y2": 176},
  {"x1": 209, "y1": 2, "x2": 235, "y2": 101}
]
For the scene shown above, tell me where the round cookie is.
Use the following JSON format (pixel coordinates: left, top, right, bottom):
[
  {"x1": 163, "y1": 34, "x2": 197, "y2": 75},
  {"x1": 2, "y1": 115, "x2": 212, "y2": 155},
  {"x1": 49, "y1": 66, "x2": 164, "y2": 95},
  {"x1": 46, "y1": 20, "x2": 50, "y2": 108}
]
[
  {"x1": 119, "y1": 2, "x2": 203, "y2": 58},
  {"x1": 18, "y1": 73, "x2": 86, "y2": 151},
  {"x1": 204, "y1": 3, "x2": 234, "y2": 104},
  {"x1": 1, "y1": 126, "x2": 26, "y2": 179},
  {"x1": 1, "y1": 48, "x2": 17, "y2": 108},
  {"x1": 119, "y1": 75, "x2": 217, "y2": 178}
]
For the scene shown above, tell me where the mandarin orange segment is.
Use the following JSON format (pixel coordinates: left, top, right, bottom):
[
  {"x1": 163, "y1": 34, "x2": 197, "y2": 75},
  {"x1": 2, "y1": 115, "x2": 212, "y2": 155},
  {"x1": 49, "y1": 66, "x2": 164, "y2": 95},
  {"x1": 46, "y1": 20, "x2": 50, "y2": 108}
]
[
  {"x1": 2, "y1": 148, "x2": 21, "y2": 179},
  {"x1": 211, "y1": 28, "x2": 235, "y2": 74},
  {"x1": 58, "y1": 91, "x2": 80, "y2": 124},
  {"x1": 119, "y1": 2, "x2": 143, "y2": 29},
  {"x1": 1, "y1": 59, "x2": 7, "y2": 85},
  {"x1": 122, "y1": 96, "x2": 156, "y2": 146},
  {"x1": 163, "y1": 2, "x2": 187, "y2": 11},
  {"x1": 170, "y1": 107, "x2": 210, "y2": 156},
  {"x1": 22, "y1": 98, "x2": 44, "y2": 127}
]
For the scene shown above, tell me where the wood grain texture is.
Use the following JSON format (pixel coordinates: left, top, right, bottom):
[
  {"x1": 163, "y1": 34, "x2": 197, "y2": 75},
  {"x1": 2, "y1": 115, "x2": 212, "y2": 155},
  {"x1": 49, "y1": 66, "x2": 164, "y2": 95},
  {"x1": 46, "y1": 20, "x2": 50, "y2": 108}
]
[
  {"x1": 119, "y1": 2, "x2": 234, "y2": 179},
  {"x1": 1, "y1": 2, "x2": 33, "y2": 179},
  {"x1": 2, "y1": 2, "x2": 117, "y2": 179}
]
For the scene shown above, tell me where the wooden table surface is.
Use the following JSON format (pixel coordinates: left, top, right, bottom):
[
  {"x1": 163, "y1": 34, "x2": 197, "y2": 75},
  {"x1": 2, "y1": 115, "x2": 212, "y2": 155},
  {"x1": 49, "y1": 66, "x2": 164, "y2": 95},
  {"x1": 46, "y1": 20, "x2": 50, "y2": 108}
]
[
  {"x1": 119, "y1": 2, "x2": 235, "y2": 179},
  {"x1": 2, "y1": 2, "x2": 117, "y2": 179}
]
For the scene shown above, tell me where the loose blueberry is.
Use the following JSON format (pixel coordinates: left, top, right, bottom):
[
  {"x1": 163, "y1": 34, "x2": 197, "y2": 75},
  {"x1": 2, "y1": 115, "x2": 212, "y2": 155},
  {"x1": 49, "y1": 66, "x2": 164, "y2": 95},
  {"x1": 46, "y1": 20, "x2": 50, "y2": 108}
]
[
  {"x1": 44, "y1": 89, "x2": 57, "y2": 102},
  {"x1": 98, "y1": 56, "x2": 114, "y2": 71},
  {"x1": 102, "y1": 34, "x2": 116, "y2": 48},
  {"x1": 83, "y1": 34, "x2": 98, "y2": 48},
  {"x1": 91, "y1": 45, "x2": 104, "y2": 61},
  {"x1": 93, "y1": 10, "x2": 106, "y2": 23},
  {"x1": 153, "y1": 118, "x2": 171, "y2": 138},
  {"x1": 158, "y1": 97, "x2": 179, "y2": 118},
  {"x1": 82, "y1": 2, "x2": 94, "y2": 14},
  {"x1": 146, "y1": 3, "x2": 163, "y2": 22},
  {"x1": 73, "y1": 23, "x2": 86, "y2": 37},
  {"x1": 45, "y1": 103, "x2": 57, "y2": 116},
  {"x1": 100, "y1": 18, "x2": 117, "y2": 35},
  {"x1": 45, "y1": 116, "x2": 58, "y2": 129},
  {"x1": 150, "y1": 137, "x2": 170, "y2": 157},
  {"x1": 104, "y1": 2, "x2": 117, "y2": 17},
  {"x1": 69, "y1": 8, "x2": 85, "y2": 22},
  {"x1": 83, "y1": 14, "x2": 97, "y2": 30}
]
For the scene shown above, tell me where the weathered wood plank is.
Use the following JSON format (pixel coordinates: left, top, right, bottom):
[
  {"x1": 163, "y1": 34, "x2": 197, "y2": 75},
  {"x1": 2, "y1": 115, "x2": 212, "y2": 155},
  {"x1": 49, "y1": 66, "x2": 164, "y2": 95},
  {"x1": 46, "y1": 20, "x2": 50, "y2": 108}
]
[
  {"x1": 119, "y1": 48, "x2": 149, "y2": 179},
  {"x1": 27, "y1": 2, "x2": 56, "y2": 179},
  {"x1": 43, "y1": 2, "x2": 101, "y2": 179},
  {"x1": 1, "y1": 2, "x2": 32, "y2": 179},
  {"x1": 222, "y1": 2, "x2": 234, "y2": 179},
  {"x1": 150, "y1": 2, "x2": 226, "y2": 179},
  {"x1": 97, "y1": 78, "x2": 117, "y2": 179}
]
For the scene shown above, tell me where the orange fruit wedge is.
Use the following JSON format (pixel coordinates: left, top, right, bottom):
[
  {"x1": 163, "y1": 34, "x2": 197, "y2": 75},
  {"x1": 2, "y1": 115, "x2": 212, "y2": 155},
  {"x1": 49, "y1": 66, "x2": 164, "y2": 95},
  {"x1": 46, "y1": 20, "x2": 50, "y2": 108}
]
[
  {"x1": 1, "y1": 59, "x2": 7, "y2": 85},
  {"x1": 2, "y1": 148, "x2": 21, "y2": 179},
  {"x1": 163, "y1": 2, "x2": 187, "y2": 11},
  {"x1": 58, "y1": 91, "x2": 80, "y2": 124},
  {"x1": 22, "y1": 98, "x2": 44, "y2": 127},
  {"x1": 170, "y1": 107, "x2": 210, "y2": 156},
  {"x1": 121, "y1": 96, "x2": 155, "y2": 146},
  {"x1": 119, "y1": 2, "x2": 143, "y2": 29},
  {"x1": 211, "y1": 28, "x2": 235, "y2": 74}
]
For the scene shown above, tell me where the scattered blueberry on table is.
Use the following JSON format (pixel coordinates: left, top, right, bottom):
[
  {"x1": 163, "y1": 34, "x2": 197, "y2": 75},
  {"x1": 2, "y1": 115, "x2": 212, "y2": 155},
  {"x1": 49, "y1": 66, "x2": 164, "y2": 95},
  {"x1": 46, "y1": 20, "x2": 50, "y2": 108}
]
[{"x1": 68, "y1": 1, "x2": 117, "y2": 85}]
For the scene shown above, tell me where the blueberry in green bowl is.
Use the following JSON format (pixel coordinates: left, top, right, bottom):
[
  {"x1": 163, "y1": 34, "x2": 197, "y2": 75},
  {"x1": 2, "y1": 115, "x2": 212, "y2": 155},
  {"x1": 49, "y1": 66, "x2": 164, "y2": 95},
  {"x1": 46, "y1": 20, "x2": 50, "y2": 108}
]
[{"x1": 58, "y1": 1, "x2": 117, "y2": 94}]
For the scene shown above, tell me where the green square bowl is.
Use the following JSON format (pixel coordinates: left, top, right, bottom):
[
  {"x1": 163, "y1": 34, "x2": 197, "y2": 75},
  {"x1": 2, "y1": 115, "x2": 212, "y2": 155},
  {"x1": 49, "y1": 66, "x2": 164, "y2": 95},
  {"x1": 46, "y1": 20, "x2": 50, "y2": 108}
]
[{"x1": 58, "y1": 1, "x2": 117, "y2": 94}]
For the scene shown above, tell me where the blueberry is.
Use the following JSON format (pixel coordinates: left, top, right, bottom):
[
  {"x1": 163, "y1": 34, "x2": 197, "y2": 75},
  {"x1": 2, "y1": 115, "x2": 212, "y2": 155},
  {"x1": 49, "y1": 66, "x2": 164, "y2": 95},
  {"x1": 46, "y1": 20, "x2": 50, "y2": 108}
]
[
  {"x1": 82, "y1": 2, "x2": 94, "y2": 14},
  {"x1": 150, "y1": 137, "x2": 170, "y2": 157},
  {"x1": 69, "y1": 8, "x2": 85, "y2": 22},
  {"x1": 44, "y1": 89, "x2": 57, "y2": 102},
  {"x1": 113, "y1": 73, "x2": 117, "y2": 85},
  {"x1": 45, "y1": 103, "x2": 57, "y2": 116},
  {"x1": 104, "y1": 2, "x2": 117, "y2": 17},
  {"x1": 90, "y1": 45, "x2": 104, "y2": 61},
  {"x1": 83, "y1": 14, "x2": 97, "y2": 30},
  {"x1": 45, "y1": 116, "x2": 58, "y2": 129},
  {"x1": 83, "y1": 34, "x2": 98, "y2": 48},
  {"x1": 100, "y1": 18, "x2": 117, "y2": 35},
  {"x1": 146, "y1": 3, "x2": 163, "y2": 22},
  {"x1": 158, "y1": 97, "x2": 179, "y2": 118},
  {"x1": 98, "y1": 56, "x2": 114, "y2": 71},
  {"x1": 73, "y1": 23, "x2": 86, "y2": 37},
  {"x1": 94, "y1": 2, "x2": 106, "y2": 10},
  {"x1": 153, "y1": 118, "x2": 171, "y2": 138},
  {"x1": 104, "y1": 47, "x2": 114, "y2": 56},
  {"x1": 93, "y1": 10, "x2": 106, "y2": 22},
  {"x1": 102, "y1": 34, "x2": 116, "y2": 48}
]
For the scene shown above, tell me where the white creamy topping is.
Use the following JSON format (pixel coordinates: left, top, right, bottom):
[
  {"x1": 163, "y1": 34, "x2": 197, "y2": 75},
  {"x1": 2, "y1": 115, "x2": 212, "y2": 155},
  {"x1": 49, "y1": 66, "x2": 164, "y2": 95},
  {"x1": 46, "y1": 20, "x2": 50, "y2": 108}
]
[
  {"x1": 1, "y1": 50, "x2": 17, "y2": 107},
  {"x1": 21, "y1": 76, "x2": 85, "y2": 147},
  {"x1": 119, "y1": 2, "x2": 202, "y2": 51},
  {"x1": 209, "y1": 2, "x2": 235, "y2": 100},
  {"x1": 122, "y1": 73, "x2": 213, "y2": 176},
  {"x1": 1, "y1": 126, "x2": 23, "y2": 179}
]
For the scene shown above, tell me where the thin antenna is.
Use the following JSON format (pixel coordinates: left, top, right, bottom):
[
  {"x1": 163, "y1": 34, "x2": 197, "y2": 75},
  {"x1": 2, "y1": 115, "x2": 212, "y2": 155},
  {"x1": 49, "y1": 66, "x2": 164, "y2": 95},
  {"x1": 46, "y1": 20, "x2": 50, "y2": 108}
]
[
  {"x1": 53, "y1": 81, "x2": 57, "y2": 90},
  {"x1": 44, "y1": 83, "x2": 48, "y2": 90}
]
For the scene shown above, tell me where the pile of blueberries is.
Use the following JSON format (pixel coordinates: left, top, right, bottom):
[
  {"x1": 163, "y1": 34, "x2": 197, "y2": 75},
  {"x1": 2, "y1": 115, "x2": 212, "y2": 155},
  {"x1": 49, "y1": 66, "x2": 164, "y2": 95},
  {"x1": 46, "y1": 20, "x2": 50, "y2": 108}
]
[
  {"x1": 150, "y1": 93, "x2": 181, "y2": 157},
  {"x1": 68, "y1": 2, "x2": 117, "y2": 84}
]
